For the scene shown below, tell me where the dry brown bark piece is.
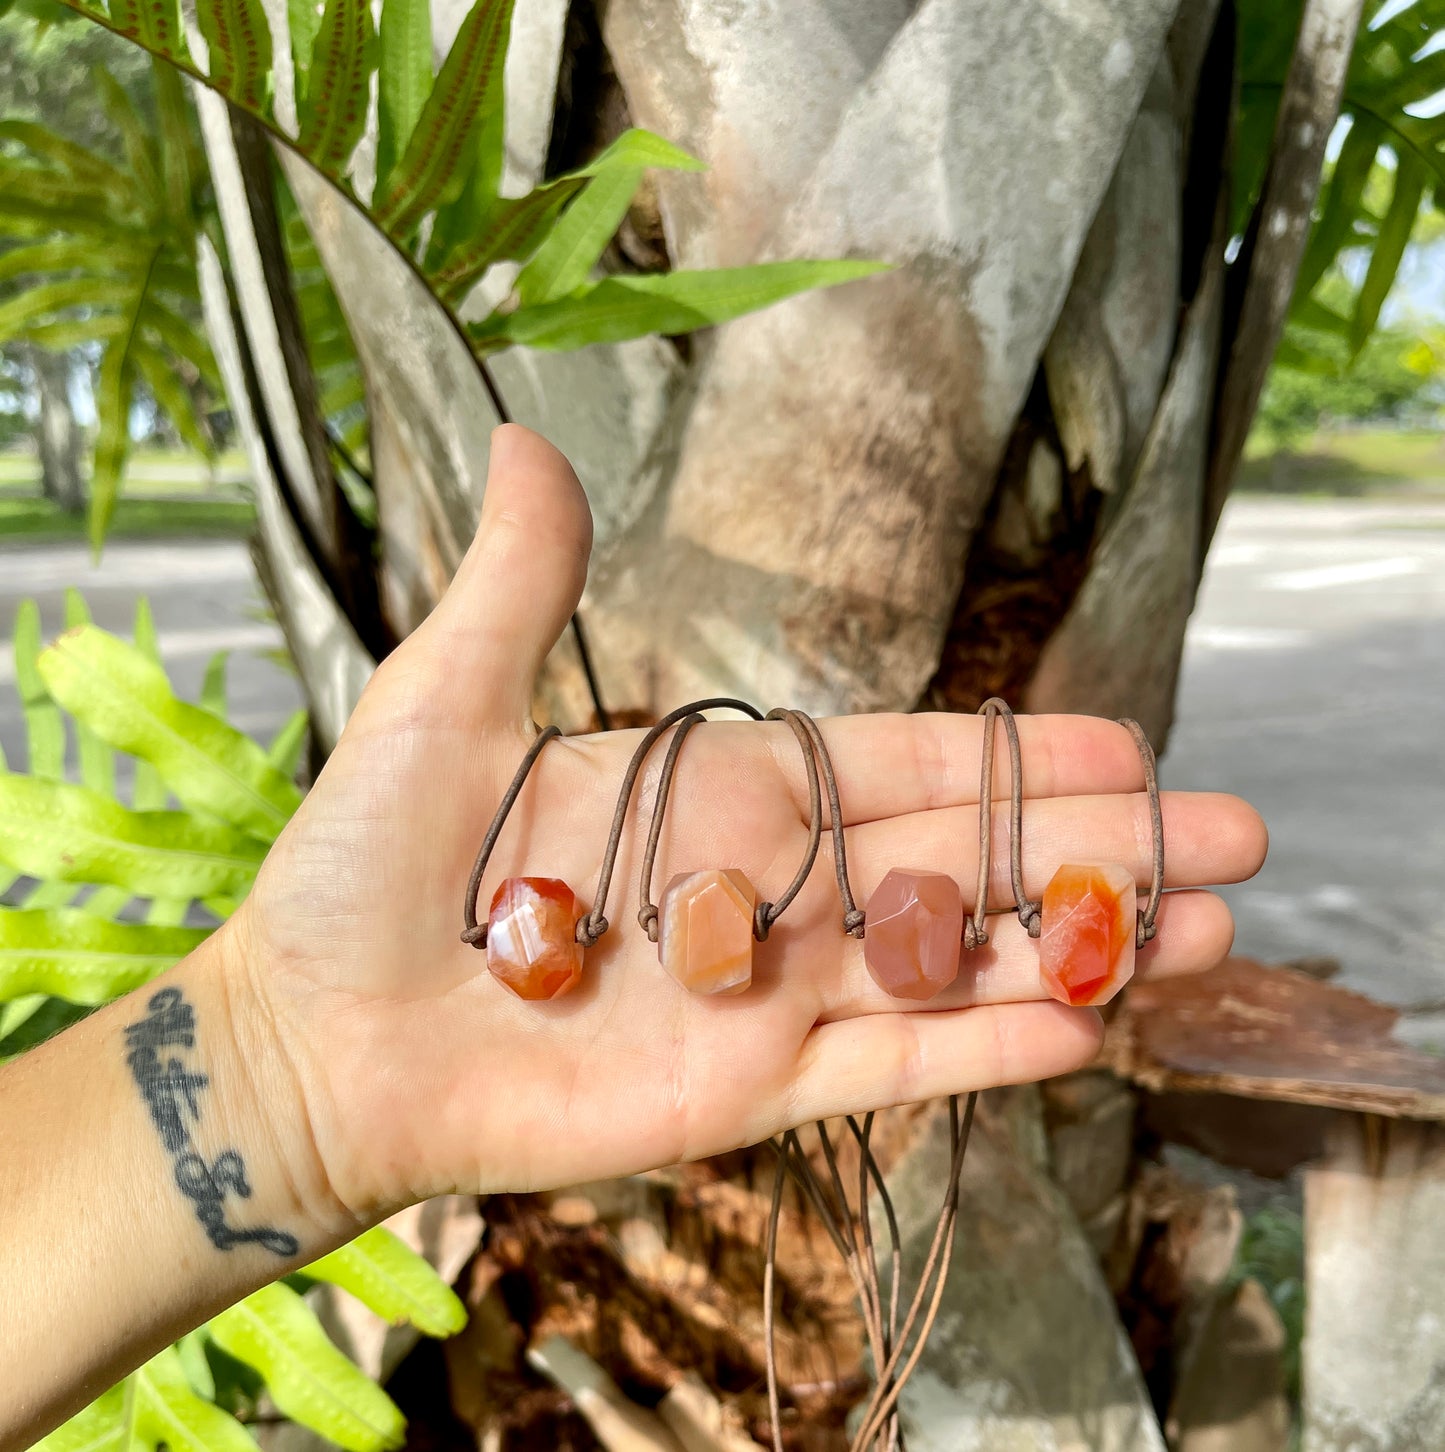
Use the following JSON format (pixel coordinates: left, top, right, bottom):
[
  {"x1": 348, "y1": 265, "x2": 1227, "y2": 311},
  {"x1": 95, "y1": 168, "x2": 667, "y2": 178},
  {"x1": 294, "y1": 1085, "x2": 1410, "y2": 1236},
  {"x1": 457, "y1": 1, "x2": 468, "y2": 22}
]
[{"x1": 1103, "y1": 957, "x2": 1445, "y2": 1120}]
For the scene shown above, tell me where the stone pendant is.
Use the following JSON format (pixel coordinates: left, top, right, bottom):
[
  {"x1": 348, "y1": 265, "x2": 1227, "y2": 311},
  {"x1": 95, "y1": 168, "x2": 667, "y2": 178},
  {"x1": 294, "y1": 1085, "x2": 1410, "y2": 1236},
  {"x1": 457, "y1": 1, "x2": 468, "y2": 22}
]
[
  {"x1": 486, "y1": 877, "x2": 585, "y2": 1000},
  {"x1": 863, "y1": 868, "x2": 964, "y2": 1001},
  {"x1": 659, "y1": 869, "x2": 758, "y2": 995},
  {"x1": 1038, "y1": 863, "x2": 1136, "y2": 1006}
]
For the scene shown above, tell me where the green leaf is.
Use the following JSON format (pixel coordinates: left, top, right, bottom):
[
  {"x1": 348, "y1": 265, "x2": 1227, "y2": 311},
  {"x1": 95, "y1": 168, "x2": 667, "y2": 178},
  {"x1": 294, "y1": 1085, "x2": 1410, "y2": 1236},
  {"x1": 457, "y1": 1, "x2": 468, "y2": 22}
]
[
  {"x1": 14, "y1": 601, "x2": 64, "y2": 781},
  {"x1": 37, "y1": 626, "x2": 303, "y2": 841},
  {"x1": 0, "y1": 777, "x2": 267, "y2": 899},
  {"x1": 289, "y1": 0, "x2": 323, "y2": 92},
  {"x1": 375, "y1": 0, "x2": 515, "y2": 236},
  {"x1": 199, "y1": 651, "x2": 230, "y2": 718},
  {"x1": 0, "y1": 238, "x2": 148, "y2": 286},
  {"x1": 64, "y1": 591, "x2": 117, "y2": 799},
  {"x1": 196, "y1": 0, "x2": 273, "y2": 113},
  {"x1": 520, "y1": 137, "x2": 699, "y2": 309},
  {"x1": 97, "y1": 68, "x2": 163, "y2": 211},
  {"x1": 0, "y1": 119, "x2": 133, "y2": 195},
  {"x1": 129, "y1": 1347, "x2": 260, "y2": 1452},
  {"x1": 90, "y1": 300, "x2": 145, "y2": 553},
  {"x1": 297, "y1": 0, "x2": 375, "y2": 178},
  {"x1": 210, "y1": 1284, "x2": 406, "y2": 1452},
  {"x1": 0, "y1": 907, "x2": 208, "y2": 1004},
  {"x1": 153, "y1": 59, "x2": 197, "y2": 229},
  {"x1": 108, "y1": 0, "x2": 189, "y2": 64},
  {"x1": 134, "y1": 345, "x2": 212, "y2": 461},
  {"x1": 376, "y1": 0, "x2": 432, "y2": 193},
  {"x1": 0, "y1": 276, "x2": 139, "y2": 346},
  {"x1": 267, "y1": 709, "x2": 310, "y2": 777},
  {"x1": 1351, "y1": 154, "x2": 1428, "y2": 354},
  {"x1": 1295, "y1": 114, "x2": 1386, "y2": 303},
  {"x1": 31, "y1": 1383, "x2": 128, "y2": 1452},
  {"x1": 130, "y1": 600, "x2": 168, "y2": 812},
  {"x1": 473, "y1": 258, "x2": 891, "y2": 352},
  {"x1": 514, "y1": 165, "x2": 645, "y2": 307},
  {"x1": 304, "y1": 1227, "x2": 467, "y2": 1336}
]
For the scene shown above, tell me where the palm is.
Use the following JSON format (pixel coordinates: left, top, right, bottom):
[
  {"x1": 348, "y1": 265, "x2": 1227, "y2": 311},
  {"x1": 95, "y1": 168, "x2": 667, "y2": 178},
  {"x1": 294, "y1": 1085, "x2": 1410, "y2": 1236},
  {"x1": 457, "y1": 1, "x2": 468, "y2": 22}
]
[{"x1": 232, "y1": 428, "x2": 1265, "y2": 1215}]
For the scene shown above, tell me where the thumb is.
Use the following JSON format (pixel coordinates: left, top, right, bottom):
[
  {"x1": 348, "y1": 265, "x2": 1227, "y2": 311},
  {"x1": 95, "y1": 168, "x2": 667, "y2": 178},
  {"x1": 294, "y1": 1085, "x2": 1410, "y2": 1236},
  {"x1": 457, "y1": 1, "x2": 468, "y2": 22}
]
[{"x1": 404, "y1": 423, "x2": 593, "y2": 728}]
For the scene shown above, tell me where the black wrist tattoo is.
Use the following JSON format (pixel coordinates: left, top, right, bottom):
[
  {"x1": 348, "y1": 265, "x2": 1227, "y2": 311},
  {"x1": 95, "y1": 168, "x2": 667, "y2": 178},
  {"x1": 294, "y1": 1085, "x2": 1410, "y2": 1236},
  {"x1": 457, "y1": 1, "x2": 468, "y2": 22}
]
[{"x1": 125, "y1": 987, "x2": 299, "y2": 1258}]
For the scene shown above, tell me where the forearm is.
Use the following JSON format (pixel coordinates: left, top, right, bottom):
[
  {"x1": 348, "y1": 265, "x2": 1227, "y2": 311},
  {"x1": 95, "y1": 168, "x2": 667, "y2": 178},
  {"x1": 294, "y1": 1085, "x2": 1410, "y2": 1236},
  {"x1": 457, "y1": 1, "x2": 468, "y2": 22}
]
[{"x1": 0, "y1": 927, "x2": 360, "y2": 1450}]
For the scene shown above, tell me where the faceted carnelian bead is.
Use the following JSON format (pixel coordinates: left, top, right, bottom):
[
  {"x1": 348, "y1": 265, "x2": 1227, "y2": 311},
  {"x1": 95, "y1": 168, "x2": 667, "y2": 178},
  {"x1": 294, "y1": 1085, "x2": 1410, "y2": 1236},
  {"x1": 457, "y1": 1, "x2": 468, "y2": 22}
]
[
  {"x1": 659, "y1": 869, "x2": 758, "y2": 995},
  {"x1": 1038, "y1": 862, "x2": 1137, "y2": 1007},
  {"x1": 486, "y1": 877, "x2": 584, "y2": 1001},
  {"x1": 864, "y1": 868, "x2": 963, "y2": 1001}
]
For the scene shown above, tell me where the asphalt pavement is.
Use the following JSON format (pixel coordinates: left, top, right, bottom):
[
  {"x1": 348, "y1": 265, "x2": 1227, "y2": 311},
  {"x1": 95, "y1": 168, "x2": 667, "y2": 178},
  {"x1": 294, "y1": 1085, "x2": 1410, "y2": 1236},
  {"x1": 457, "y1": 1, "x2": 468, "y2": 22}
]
[{"x1": 2, "y1": 497, "x2": 1442, "y2": 1027}]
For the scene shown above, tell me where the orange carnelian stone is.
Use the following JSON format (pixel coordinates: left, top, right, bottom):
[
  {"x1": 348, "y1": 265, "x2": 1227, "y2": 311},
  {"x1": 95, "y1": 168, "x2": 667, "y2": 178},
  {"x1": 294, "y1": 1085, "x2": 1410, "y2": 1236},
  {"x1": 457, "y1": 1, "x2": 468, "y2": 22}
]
[
  {"x1": 1038, "y1": 863, "x2": 1136, "y2": 1007},
  {"x1": 487, "y1": 877, "x2": 584, "y2": 1000},
  {"x1": 659, "y1": 869, "x2": 757, "y2": 995}
]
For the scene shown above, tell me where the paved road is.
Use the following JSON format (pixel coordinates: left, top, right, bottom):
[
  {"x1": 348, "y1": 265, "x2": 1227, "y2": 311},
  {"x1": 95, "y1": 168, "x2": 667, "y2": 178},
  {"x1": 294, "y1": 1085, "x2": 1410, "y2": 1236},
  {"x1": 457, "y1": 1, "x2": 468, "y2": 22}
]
[
  {"x1": 1165, "y1": 497, "x2": 1445, "y2": 1041},
  {"x1": 0, "y1": 540, "x2": 301, "y2": 768},
  {"x1": 2, "y1": 499, "x2": 1443, "y2": 1027}
]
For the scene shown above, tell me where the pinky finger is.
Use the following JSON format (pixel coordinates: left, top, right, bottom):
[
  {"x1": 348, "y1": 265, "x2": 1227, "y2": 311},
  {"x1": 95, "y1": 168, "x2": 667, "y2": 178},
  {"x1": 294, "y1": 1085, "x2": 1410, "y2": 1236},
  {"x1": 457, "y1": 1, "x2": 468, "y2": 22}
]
[{"x1": 777, "y1": 1001, "x2": 1104, "y2": 1132}]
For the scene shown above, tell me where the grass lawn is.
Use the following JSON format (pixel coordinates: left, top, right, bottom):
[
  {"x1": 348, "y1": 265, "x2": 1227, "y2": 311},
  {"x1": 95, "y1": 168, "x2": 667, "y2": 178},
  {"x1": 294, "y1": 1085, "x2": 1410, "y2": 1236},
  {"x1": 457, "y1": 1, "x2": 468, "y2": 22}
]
[
  {"x1": 1241, "y1": 428, "x2": 1445, "y2": 497},
  {"x1": 0, "y1": 448, "x2": 253, "y2": 542},
  {"x1": 0, "y1": 494, "x2": 253, "y2": 543},
  {"x1": 0, "y1": 448, "x2": 248, "y2": 494}
]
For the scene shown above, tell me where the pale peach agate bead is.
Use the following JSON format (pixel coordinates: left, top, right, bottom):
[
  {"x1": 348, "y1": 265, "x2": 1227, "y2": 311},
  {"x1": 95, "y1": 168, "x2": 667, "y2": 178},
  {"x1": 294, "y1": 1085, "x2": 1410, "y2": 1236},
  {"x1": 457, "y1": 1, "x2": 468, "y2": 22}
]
[
  {"x1": 659, "y1": 868, "x2": 758, "y2": 995},
  {"x1": 1038, "y1": 862, "x2": 1137, "y2": 1007},
  {"x1": 863, "y1": 868, "x2": 964, "y2": 1001}
]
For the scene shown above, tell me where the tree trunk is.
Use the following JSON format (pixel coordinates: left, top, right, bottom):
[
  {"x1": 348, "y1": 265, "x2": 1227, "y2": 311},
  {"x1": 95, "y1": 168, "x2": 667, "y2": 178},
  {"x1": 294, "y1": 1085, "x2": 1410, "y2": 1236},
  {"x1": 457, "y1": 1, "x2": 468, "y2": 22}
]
[
  {"x1": 30, "y1": 347, "x2": 85, "y2": 515},
  {"x1": 206, "y1": 0, "x2": 1355, "y2": 752}
]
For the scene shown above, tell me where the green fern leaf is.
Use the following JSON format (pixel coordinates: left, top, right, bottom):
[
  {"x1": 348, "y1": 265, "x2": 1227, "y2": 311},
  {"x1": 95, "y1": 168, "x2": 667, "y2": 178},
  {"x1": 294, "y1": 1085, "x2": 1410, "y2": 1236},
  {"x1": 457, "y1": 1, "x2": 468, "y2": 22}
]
[
  {"x1": 304, "y1": 1226, "x2": 467, "y2": 1336},
  {"x1": 0, "y1": 907, "x2": 208, "y2": 1004},
  {"x1": 196, "y1": 0, "x2": 273, "y2": 114},
  {"x1": 473, "y1": 259, "x2": 891, "y2": 352},
  {"x1": 14, "y1": 601, "x2": 64, "y2": 782},
  {"x1": 62, "y1": 591, "x2": 118, "y2": 801},
  {"x1": 108, "y1": 0, "x2": 189, "y2": 65},
  {"x1": 266, "y1": 709, "x2": 310, "y2": 777},
  {"x1": 38, "y1": 626, "x2": 303, "y2": 841},
  {"x1": 1351, "y1": 153, "x2": 1427, "y2": 354},
  {"x1": 376, "y1": 0, "x2": 431, "y2": 192},
  {"x1": 0, "y1": 777, "x2": 267, "y2": 899},
  {"x1": 130, "y1": 600, "x2": 169, "y2": 813},
  {"x1": 296, "y1": 0, "x2": 375, "y2": 179},
  {"x1": 375, "y1": 0, "x2": 514, "y2": 236},
  {"x1": 210, "y1": 1284, "x2": 406, "y2": 1452}
]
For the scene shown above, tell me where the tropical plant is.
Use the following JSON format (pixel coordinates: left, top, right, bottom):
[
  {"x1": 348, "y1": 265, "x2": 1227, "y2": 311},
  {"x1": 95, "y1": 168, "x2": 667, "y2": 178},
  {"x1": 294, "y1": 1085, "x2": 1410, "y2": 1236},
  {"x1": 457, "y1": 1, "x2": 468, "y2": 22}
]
[
  {"x1": 1241, "y1": 0, "x2": 1445, "y2": 363},
  {"x1": 0, "y1": 57, "x2": 217, "y2": 545},
  {"x1": 0, "y1": 595, "x2": 465, "y2": 1451}
]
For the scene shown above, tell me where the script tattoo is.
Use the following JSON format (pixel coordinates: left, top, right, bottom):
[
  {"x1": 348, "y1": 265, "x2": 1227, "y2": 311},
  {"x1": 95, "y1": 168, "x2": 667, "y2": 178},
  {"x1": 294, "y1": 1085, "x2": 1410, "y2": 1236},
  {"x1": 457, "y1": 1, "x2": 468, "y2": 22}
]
[{"x1": 125, "y1": 987, "x2": 299, "y2": 1257}]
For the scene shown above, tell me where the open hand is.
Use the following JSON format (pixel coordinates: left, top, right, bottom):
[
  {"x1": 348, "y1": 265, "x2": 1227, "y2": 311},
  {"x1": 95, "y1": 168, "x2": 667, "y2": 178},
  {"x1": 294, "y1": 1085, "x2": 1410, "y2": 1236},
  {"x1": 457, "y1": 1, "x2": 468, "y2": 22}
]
[{"x1": 229, "y1": 426, "x2": 1267, "y2": 1224}]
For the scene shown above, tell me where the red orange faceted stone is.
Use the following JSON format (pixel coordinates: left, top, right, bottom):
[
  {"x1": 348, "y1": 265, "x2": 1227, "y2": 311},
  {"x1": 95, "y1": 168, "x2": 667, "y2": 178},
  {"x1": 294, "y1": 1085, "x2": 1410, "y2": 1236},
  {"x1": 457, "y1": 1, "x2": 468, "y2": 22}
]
[
  {"x1": 659, "y1": 869, "x2": 757, "y2": 995},
  {"x1": 864, "y1": 869, "x2": 963, "y2": 1001},
  {"x1": 486, "y1": 877, "x2": 584, "y2": 1001},
  {"x1": 1038, "y1": 862, "x2": 1136, "y2": 1007}
]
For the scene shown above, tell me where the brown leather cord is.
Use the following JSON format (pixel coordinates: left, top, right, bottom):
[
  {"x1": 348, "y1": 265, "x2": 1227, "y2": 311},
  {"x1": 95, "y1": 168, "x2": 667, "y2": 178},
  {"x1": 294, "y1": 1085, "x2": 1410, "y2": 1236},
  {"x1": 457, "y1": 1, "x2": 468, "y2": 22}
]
[
  {"x1": 637, "y1": 707, "x2": 824, "y2": 943},
  {"x1": 460, "y1": 724, "x2": 562, "y2": 947},
  {"x1": 970, "y1": 697, "x2": 1037, "y2": 947},
  {"x1": 585, "y1": 698, "x2": 764, "y2": 947},
  {"x1": 1121, "y1": 717, "x2": 1165, "y2": 948},
  {"x1": 787, "y1": 710, "x2": 866, "y2": 938}
]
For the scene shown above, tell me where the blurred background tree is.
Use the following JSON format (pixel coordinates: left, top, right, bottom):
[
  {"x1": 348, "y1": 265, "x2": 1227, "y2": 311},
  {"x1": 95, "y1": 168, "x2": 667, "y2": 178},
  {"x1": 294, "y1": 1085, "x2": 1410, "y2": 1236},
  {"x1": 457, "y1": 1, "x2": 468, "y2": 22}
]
[{"x1": 5, "y1": 0, "x2": 1443, "y2": 751}]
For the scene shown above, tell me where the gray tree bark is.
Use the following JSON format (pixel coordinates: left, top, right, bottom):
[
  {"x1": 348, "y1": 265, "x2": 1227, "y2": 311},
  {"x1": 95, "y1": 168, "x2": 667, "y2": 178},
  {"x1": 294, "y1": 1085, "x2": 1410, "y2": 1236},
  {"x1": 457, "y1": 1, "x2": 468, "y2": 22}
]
[{"x1": 30, "y1": 347, "x2": 85, "y2": 515}]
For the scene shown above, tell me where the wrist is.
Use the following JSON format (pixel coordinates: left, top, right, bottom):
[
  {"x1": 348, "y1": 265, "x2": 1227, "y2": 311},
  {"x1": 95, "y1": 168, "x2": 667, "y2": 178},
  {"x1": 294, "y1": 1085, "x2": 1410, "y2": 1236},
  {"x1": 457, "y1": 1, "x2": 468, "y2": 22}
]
[{"x1": 179, "y1": 919, "x2": 366, "y2": 1255}]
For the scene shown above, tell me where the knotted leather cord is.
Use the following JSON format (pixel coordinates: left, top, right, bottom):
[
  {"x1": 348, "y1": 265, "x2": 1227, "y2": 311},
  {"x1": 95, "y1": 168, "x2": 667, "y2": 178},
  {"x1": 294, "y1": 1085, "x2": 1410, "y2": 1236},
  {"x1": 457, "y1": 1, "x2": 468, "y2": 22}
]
[
  {"x1": 460, "y1": 724, "x2": 563, "y2": 947},
  {"x1": 788, "y1": 710, "x2": 866, "y2": 938},
  {"x1": 969, "y1": 697, "x2": 1038, "y2": 948},
  {"x1": 1121, "y1": 716, "x2": 1165, "y2": 947},
  {"x1": 638, "y1": 707, "x2": 824, "y2": 942},
  {"x1": 583, "y1": 697, "x2": 764, "y2": 947}
]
